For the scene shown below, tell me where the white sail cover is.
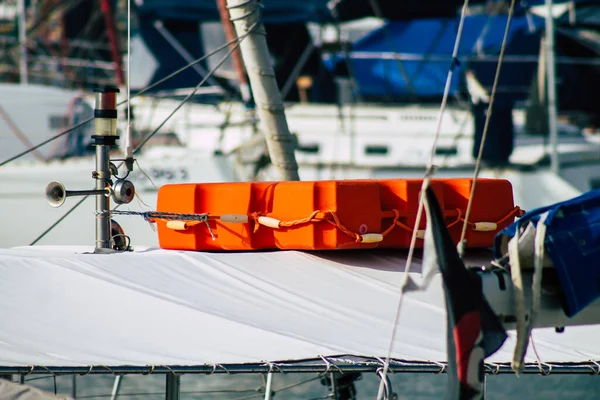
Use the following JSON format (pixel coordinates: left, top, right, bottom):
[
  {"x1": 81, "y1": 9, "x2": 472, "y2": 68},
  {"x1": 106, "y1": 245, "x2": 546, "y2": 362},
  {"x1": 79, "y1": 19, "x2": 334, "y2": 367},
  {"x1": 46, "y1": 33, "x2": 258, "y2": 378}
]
[{"x1": 0, "y1": 246, "x2": 599, "y2": 367}]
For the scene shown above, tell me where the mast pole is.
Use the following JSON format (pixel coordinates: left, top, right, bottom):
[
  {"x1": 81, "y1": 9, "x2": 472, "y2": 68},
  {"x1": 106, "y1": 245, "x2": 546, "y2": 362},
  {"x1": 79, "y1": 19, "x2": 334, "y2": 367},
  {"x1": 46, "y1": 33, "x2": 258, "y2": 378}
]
[
  {"x1": 216, "y1": 0, "x2": 251, "y2": 103},
  {"x1": 17, "y1": 0, "x2": 28, "y2": 84},
  {"x1": 544, "y1": 0, "x2": 559, "y2": 175},
  {"x1": 93, "y1": 87, "x2": 120, "y2": 251},
  {"x1": 226, "y1": 0, "x2": 299, "y2": 181}
]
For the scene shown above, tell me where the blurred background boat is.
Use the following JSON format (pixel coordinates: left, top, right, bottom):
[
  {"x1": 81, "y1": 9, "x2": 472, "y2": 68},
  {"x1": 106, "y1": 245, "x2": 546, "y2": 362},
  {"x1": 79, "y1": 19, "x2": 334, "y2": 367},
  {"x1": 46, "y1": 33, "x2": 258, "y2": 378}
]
[{"x1": 0, "y1": 0, "x2": 598, "y2": 248}]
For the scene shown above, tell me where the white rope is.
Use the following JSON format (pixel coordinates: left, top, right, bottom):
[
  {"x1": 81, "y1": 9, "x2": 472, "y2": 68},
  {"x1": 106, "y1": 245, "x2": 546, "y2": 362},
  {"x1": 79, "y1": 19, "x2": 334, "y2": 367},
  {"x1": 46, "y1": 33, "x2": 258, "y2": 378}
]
[
  {"x1": 134, "y1": 159, "x2": 157, "y2": 190},
  {"x1": 375, "y1": 1, "x2": 472, "y2": 398},
  {"x1": 512, "y1": 213, "x2": 548, "y2": 374},
  {"x1": 375, "y1": 368, "x2": 394, "y2": 400},
  {"x1": 589, "y1": 360, "x2": 600, "y2": 376},
  {"x1": 508, "y1": 228, "x2": 526, "y2": 375},
  {"x1": 529, "y1": 214, "x2": 548, "y2": 343},
  {"x1": 459, "y1": 0, "x2": 518, "y2": 256},
  {"x1": 529, "y1": 333, "x2": 546, "y2": 374}
]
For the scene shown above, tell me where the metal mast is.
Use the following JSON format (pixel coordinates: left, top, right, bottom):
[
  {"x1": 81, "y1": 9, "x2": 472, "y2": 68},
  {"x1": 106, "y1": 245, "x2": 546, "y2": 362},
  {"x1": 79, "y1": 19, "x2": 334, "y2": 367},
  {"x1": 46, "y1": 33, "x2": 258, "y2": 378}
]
[{"x1": 226, "y1": 0, "x2": 299, "y2": 181}]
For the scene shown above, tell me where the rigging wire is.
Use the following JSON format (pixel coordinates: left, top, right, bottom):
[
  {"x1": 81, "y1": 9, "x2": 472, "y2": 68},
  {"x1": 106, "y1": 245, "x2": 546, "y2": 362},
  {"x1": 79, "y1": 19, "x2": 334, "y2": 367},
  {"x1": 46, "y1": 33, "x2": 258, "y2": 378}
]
[
  {"x1": 29, "y1": 195, "x2": 89, "y2": 245},
  {"x1": 132, "y1": 27, "x2": 255, "y2": 154},
  {"x1": 232, "y1": 393, "x2": 263, "y2": 400},
  {"x1": 233, "y1": 375, "x2": 324, "y2": 400},
  {"x1": 76, "y1": 387, "x2": 262, "y2": 398},
  {"x1": 459, "y1": 0, "x2": 517, "y2": 255},
  {"x1": 375, "y1": 0, "x2": 472, "y2": 398},
  {"x1": 1, "y1": 118, "x2": 93, "y2": 168},
  {"x1": 0, "y1": 103, "x2": 46, "y2": 162},
  {"x1": 0, "y1": 33, "x2": 247, "y2": 168},
  {"x1": 27, "y1": 24, "x2": 256, "y2": 245},
  {"x1": 125, "y1": 0, "x2": 133, "y2": 165},
  {"x1": 274, "y1": 375, "x2": 322, "y2": 393},
  {"x1": 376, "y1": 1, "x2": 518, "y2": 398}
]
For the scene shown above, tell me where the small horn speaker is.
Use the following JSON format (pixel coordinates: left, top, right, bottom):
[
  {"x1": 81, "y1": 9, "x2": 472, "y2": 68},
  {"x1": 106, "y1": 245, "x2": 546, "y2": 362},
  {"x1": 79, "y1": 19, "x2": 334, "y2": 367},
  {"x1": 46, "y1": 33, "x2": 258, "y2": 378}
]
[{"x1": 45, "y1": 181, "x2": 67, "y2": 208}]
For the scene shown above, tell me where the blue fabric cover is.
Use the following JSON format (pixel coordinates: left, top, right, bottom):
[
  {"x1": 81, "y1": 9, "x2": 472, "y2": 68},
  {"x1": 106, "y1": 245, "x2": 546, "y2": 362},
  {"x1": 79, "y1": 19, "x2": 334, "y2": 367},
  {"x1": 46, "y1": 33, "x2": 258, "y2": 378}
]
[
  {"x1": 495, "y1": 189, "x2": 600, "y2": 318},
  {"x1": 328, "y1": 14, "x2": 545, "y2": 100}
]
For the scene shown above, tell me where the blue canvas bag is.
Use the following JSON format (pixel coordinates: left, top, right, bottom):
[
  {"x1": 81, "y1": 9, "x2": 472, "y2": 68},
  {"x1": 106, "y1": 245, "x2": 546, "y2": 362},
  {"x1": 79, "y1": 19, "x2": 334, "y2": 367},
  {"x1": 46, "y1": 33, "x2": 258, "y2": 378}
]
[{"x1": 495, "y1": 189, "x2": 600, "y2": 317}]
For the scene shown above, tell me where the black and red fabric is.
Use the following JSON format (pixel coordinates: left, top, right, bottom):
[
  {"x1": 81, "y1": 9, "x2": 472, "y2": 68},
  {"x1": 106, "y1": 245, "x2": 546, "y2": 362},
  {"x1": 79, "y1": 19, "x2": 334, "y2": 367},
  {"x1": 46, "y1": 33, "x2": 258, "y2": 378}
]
[{"x1": 423, "y1": 186, "x2": 507, "y2": 400}]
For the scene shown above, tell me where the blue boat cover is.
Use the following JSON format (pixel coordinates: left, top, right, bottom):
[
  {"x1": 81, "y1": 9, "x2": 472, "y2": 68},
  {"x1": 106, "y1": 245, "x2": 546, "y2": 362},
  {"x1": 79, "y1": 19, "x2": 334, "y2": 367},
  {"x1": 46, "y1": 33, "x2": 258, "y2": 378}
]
[
  {"x1": 327, "y1": 14, "x2": 546, "y2": 100},
  {"x1": 495, "y1": 189, "x2": 600, "y2": 318}
]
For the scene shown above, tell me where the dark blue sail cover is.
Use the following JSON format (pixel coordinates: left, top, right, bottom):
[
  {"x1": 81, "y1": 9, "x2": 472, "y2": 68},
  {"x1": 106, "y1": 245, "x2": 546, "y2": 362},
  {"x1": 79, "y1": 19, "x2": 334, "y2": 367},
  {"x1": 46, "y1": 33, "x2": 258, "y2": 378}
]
[
  {"x1": 495, "y1": 189, "x2": 600, "y2": 318},
  {"x1": 133, "y1": 0, "x2": 598, "y2": 100},
  {"x1": 330, "y1": 14, "x2": 545, "y2": 100}
]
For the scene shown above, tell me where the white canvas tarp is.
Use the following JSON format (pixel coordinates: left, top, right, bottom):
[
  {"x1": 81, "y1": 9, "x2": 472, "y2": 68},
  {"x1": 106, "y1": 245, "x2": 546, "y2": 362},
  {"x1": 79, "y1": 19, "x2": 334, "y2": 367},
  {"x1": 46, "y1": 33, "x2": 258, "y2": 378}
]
[{"x1": 0, "y1": 246, "x2": 599, "y2": 368}]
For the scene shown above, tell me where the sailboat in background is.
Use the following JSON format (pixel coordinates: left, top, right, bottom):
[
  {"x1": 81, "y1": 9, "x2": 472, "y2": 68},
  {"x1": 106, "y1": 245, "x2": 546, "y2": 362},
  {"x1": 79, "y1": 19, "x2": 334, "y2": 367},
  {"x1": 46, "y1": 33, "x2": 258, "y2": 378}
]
[
  {"x1": 1, "y1": 1, "x2": 600, "y2": 399},
  {"x1": 1, "y1": 0, "x2": 599, "y2": 248}
]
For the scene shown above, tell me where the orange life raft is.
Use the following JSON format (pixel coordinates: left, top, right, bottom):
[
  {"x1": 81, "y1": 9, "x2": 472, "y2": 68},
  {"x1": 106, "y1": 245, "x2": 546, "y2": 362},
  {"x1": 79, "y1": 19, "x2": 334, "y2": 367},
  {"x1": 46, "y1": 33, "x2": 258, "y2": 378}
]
[{"x1": 156, "y1": 178, "x2": 520, "y2": 251}]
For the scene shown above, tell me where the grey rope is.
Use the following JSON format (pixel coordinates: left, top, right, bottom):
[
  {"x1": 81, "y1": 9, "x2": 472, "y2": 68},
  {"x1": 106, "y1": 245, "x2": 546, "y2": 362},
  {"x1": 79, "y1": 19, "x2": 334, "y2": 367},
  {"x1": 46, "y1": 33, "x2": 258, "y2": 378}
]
[
  {"x1": 97, "y1": 210, "x2": 209, "y2": 223},
  {"x1": 375, "y1": 1, "x2": 472, "y2": 398},
  {"x1": 30, "y1": 196, "x2": 89, "y2": 245},
  {"x1": 459, "y1": 0, "x2": 517, "y2": 256},
  {"x1": 99, "y1": 210, "x2": 215, "y2": 240},
  {"x1": 133, "y1": 26, "x2": 256, "y2": 154},
  {"x1": 376, "y1": 367, "x2": 395, "y2": 400},
  {"x1": 1, "y1": 118, "x2": 95, "y2": 168}
]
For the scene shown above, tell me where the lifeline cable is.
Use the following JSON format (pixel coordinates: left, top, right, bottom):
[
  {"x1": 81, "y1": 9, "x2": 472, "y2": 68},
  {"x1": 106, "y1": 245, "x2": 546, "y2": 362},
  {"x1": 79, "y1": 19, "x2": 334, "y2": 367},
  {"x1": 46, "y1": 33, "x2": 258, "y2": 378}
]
[
  {"x1": 377, "y1": 1, "x2": 518, "y2": 397},
  {"x1": 459, "y1": 0, "x2": 517, "y2": 255},
  {"x1": 0, "y1": 33, "x2": 247, "y2": 168},
  {"x1": 132, "y1": 24, "x2": 257, "y2": 154},
  {"x1": 375, "y1": 1, "x2": 472, "y2": 398},
  {"x1": 29, "y1": 196, "x2": 89, "y2": 245},
  {"x1": 124, "y1": 0, "x2": 133, "y2": 165}
]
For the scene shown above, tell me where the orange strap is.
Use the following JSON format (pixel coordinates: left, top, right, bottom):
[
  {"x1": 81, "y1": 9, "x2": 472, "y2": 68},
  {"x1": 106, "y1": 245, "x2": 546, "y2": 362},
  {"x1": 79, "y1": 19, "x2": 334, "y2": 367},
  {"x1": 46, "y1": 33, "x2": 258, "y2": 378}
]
[
  {"x1": 389, "y1": 208, "x2": 463, "y2": 233},
  {"x1": 248, "y1": 206, "x2": 522, "y2": 243},
  {"x1": 393, "y1": 206, "x2": 522, "y2": 233},
  {"x1": 279, "y1": 210, "x2": 322, "y2": 228},
  {"x1": 249, "y1": 210, "x2": 398, "y2": 243}
]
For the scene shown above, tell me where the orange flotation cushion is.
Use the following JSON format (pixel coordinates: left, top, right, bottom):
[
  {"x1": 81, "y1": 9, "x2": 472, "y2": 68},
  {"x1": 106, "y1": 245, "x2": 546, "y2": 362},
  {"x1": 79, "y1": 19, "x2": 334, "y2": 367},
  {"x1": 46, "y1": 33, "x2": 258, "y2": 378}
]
[{"x1": 156, "y1": 178, "x2": 520, "y2": 251}]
